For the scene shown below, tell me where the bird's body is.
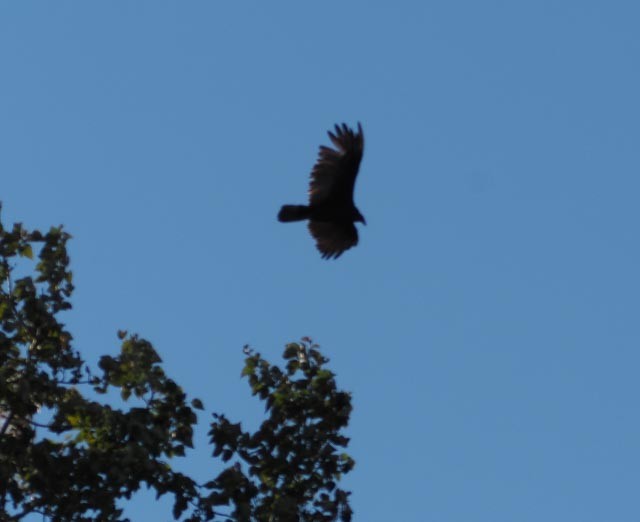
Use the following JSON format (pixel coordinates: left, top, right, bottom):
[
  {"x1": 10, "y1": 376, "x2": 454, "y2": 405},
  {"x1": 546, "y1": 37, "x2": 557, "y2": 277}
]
[
  {"x1": 278, "y1": 123, "x2": 365, "y2": 259},
  {"x1": 278, "y1": 204, "x2": 363, "y2": 223}
]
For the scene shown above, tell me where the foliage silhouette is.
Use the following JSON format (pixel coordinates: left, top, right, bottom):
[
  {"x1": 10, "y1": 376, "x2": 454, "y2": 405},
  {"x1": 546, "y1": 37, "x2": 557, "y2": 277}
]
[{"x1": 0, "y1": 214, "x2": 354, "y2": 521}]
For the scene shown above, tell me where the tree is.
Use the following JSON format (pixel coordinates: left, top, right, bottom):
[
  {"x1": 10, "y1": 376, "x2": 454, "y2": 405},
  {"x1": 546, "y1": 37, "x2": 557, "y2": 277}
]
[{"x1": 0, "y1": 213, "x2": 354, "y2": 521}]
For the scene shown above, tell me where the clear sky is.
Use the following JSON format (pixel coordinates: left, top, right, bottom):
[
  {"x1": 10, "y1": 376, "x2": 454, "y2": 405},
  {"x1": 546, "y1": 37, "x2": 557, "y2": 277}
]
[{"x1": 2, "y1": 2, "x2": 640, "y2": 521}]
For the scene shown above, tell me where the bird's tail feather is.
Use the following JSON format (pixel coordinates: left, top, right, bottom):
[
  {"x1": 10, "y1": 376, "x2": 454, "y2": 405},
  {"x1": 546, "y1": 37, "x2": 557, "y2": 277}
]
[{"x1": 278, "y1": 205, "x2": 311, "y2": 222}]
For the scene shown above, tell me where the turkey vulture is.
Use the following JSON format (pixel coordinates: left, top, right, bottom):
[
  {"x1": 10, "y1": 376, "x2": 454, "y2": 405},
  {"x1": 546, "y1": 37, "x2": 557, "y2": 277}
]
[{"x1": 278, "y1": 122, "x2": 365, "y2": 259}]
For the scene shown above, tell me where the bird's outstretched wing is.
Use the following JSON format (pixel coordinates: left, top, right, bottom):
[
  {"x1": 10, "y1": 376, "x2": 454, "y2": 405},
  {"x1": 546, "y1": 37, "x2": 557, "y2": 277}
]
[
  {"x1": 308, "y1": 123, "x2": 364, "y2": 206},
  {"x1": 308, "y1": 220, "x2": 359, "y2": 259}
]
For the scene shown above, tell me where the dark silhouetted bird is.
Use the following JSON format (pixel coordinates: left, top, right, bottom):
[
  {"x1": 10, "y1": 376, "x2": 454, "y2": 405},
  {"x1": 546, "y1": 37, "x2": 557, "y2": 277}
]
[{"x1": 278, "y1": 122, "x2": 365, "y2": 259}]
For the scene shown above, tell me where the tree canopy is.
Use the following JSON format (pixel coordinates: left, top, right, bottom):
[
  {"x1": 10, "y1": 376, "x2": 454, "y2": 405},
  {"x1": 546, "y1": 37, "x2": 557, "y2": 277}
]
[{"x1": 0, "y1": 215, "x2": 354, "y2": 521}]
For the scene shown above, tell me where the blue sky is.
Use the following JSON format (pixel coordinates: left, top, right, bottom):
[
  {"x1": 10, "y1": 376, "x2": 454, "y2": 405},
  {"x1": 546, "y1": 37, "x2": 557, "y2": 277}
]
[{"x1": 2, "y1": 2, "x2": 640, "y2": 521}]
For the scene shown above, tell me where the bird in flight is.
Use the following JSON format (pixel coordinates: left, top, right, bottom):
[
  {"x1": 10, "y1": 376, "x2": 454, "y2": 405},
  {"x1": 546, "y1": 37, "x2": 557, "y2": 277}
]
[{"x1": 278, "y1": 122, "x2": 365, "y2": 259}]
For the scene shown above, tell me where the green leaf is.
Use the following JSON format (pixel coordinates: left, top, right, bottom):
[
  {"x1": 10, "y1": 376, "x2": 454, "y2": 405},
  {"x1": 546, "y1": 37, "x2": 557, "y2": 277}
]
[
  {"x1": 283, "y1": 343, "x2": 299, "y2": 359},
  {"x1": 19, "y1": 244, "x2": 33, "y2": 259}
]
